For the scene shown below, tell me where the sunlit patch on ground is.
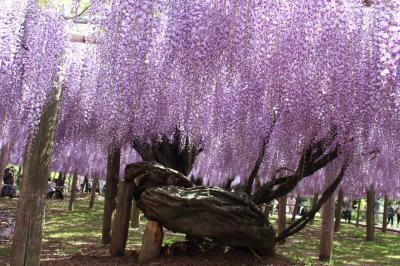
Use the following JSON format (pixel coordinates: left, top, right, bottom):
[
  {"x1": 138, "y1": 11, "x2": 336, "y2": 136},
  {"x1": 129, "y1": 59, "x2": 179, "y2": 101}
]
[{"x1": 1, "y1": 197, "x2": 400, "y2": 265}]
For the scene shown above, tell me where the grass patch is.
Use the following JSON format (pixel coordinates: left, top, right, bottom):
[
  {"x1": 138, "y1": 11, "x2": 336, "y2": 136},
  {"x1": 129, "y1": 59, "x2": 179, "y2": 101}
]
[{"x1": 1, "y1": 197, "x2": 400, "y2": 265}]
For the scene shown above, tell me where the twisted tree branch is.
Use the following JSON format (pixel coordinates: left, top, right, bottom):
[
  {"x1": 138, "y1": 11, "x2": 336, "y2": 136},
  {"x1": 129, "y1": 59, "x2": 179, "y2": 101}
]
[{"x1": 275, "y1": 158, "x2": 349, "y2": 242}]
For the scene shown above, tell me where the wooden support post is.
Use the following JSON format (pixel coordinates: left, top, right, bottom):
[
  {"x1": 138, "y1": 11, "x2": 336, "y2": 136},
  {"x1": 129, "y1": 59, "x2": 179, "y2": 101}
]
[
  {"x1": 10, "y1": 66, "x2": 64, "y2": 266},
  {"x1": 89, "y1": 174, "x2": 99, "y2": 209},
  {"x1": 102, "y1": 144, "x2": 121, "y2": 244},
  {"x1": 310, "y1": 193, "x2": 318, "y2": 225},
  {"x1": 110, "y1": 181, "x2": 135, "y2": 256},
  {"x1": 291, "y1": 195, "x2": 301, "y2": 222},
  {"x1": 366, "y1": 187, "x2": 375, "y2": 241},
  {"x1": 68, "y1": 171, "x2": 78, "y2": 211},
  {"x1": 131, "y1": 200, "x2": 140, "y2": 228},
  {"x1": 382, "y1": 195, "x2": 388, "y2": 233},
  {"x1": 319, "y1": 174, "x2": 336, "y2": 262},
  {"x1": 277, "y1": 195, "x2": 287, "y2": 244},
  {"x1": 356, "y1": 199, "x2": 361, "y2": 227},
  {"x1": 138, "y1": 220, "x2": 164, "y2": 264},
  {"x1": 334, "y1": 188, "x2": 344, "y2": 232}
]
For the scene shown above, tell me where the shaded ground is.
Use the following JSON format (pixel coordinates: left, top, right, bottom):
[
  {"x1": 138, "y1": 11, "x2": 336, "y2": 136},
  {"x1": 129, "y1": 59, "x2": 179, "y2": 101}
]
[{"x1": 1, "y1": 196, "x2": 400, "y2": 265}]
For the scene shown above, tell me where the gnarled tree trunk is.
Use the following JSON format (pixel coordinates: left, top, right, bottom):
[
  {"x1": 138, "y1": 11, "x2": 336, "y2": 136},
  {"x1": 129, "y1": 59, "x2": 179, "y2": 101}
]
[
  {"x1": 102, "y1": 144, "x2": 120, "y2": 244},
  {"x1": 137, "y1": 186, "x2": 275, "y2": 253}
]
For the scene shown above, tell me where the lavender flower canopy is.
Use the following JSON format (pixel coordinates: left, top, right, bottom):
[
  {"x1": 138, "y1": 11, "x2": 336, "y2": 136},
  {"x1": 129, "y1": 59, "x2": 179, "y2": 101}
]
[{"x1": 1, "y1": 1, "x2": 400, "y2": 194}]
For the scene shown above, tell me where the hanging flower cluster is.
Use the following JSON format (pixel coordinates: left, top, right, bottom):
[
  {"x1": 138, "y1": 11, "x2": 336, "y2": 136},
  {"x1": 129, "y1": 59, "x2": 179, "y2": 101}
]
[{"x1": 1, "y1": 1, "x2": 400, "y2": 192}]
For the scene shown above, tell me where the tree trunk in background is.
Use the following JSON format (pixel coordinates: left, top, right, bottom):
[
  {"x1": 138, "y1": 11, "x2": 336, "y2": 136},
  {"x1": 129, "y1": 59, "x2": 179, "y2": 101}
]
[
  {"x1": 138, "y1": 220, "x2": 164, "y2": 264},
  {"x1": 319, "y1": 174, "x2": 336, "y2": 262},
  {"x1": 110, "y1": 181, "x2": 135, "y2": 256},
  {"x1": 83, "y1": 175, "x2": 89, "y2": 193},
  {"x1": 310, "y1": 193, "x2": 319, "y2": 225},
  {"x1": 382, "y1": 195, "x2": 388, "y2": 233},
  {"x1": 366, "y1": 187, "x2": 375, "y2": 241},
  {"x1": 68, "y1": 171, "x2": 78, "y2": 211},
  {"x1": 356, "y1": 199, "x2": 361, "y2": 227},
  {"x1": 291, "y1": 195, "x2": 301, "y2": 222},
  {"x1": 264, "y1": 204, "x2": 270, "y2": 220},
  {"x1": 89, "y1": 174, "x2": 99, "y2": 209},
  {"x1": 277, "y1": 195, "x2": 287, "y2": 244},
  {"x1": 102, "y1": 144, "x2": 121, "y2": 244},
  {"x1": 334, "y1": 188, "x2": 344, "y2": 232},
  {"x1": 131, "y1": 200, "x2": 140, "y2": 228},
  {"x1": 0, "y1": 142, "x2": 10, "y2": 188},
  {"x1": 10, "y1": 71, "x2": 63, "y2": 266}
]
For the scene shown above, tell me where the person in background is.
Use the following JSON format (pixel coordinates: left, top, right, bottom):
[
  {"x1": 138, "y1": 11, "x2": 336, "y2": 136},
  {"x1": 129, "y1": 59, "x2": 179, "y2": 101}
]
[
  {"x1": 343, "y1": 199, "x2": 352, "y2": 223},
  {"x1": 288, "y1": 195, "x2": 296, "y2": 214},
  {"x1": 1, "y1": 166, "x2": 16, "y2": 198},
  {"x1": 387, "y1": 204, "x2": 395, "y2": 227},
  {"x1": 395, "y1": 202, "x2": 400, "y2": 227}
]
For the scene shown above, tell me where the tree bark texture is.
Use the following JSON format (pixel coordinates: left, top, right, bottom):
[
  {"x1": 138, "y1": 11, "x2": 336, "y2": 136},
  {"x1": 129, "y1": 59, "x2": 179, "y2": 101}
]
[
  {"x1": 319, "y1": 174, "x2": 336, "y2": 262},
  {"x1": 10, "y1": 72, "x2": 63, "y2": 266},
  {"x1": 137, "y1": 186, "x2": 276, "y2": 253},
  {"x1": 132, "y1": 129, "x2": 202, "y2": 176},
  {"x1": 366, "y1": 187, "x2": 375, "y2": 241},
  {"x1": 130, "y1": 200, "x2": 140, "y2": 228},
  {"x1": 277, "y1": 195, "x2": 287, "y2": 244},
  {"x1": 334, "y1": 188, "x2": 344, "y2": 232},
  {"x1": 138, "y1": 221, "x2": 164, "y2": 264},
  {"x1": 110, "y1": 181, "x2": 134, "y2": 256},
  {"x1": 89, "y1": 174, "x2": 99, "y2": 209},
  {"x1": 125, "y1": 161, "x2": 193, "y2": 201},
  {"x1": 68, "y1": 171, "x2": 78, "y2": 211},
  {"x1": 102, "y1": 144, "x2": 121, "y2": 244},
  {"x1": 382, "y1": 195, "x2": 388, "y2": 233}
]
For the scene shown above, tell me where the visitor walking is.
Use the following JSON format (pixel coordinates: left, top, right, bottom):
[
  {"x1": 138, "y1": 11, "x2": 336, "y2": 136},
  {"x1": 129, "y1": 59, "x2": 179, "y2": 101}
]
[
  {"x1": 396, "y1": 203, "x2": 400, "y2": 227},
  {"x1": 1, "y1": 166, "x2": 16, "y2": 198},
  {"x1": 387, "y1": 205, "x2": 395, "y2": 227}
]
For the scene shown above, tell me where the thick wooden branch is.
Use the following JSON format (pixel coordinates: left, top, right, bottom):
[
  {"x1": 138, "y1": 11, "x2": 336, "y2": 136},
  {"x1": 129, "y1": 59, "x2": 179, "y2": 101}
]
[
  {"x1": 275, "y1": 159, "x2": 349, "y2": 243},
  {"x1": 124, "y1": 161, "x2": 193, "y2": 201},
  {"x1": 137, "y1": 186, "x2": 275, "y2": 253},
  {"x1": 252, "y1": 128, "x2": 340, "y2": 205},
  {"x1": 244, "y1": 117, "x2": 278, "y2": 195}
]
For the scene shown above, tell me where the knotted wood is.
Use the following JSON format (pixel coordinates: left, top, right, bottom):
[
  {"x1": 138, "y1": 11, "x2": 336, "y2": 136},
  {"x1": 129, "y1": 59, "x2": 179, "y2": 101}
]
[
  {"x1": 125, "y1": 161, "x2": 193, "y2": 201},
  {"x1": 137, "y1": 186, "x2": 275, "y2": 253}
]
